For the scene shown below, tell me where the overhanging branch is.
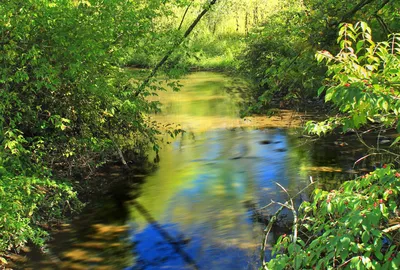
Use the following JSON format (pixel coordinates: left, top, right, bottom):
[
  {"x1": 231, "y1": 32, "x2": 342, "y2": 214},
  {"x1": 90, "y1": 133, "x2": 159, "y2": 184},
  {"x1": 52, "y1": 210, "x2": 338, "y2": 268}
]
[
  {"x1": 178, "y1": 0, "x2": 194, "y2": 30},
  {"x1": 135, "y1": 0, "x2": 218, "y2": 97},
  {"x1": 340, "y1": 0, "x2": 375, "y2": 23}
]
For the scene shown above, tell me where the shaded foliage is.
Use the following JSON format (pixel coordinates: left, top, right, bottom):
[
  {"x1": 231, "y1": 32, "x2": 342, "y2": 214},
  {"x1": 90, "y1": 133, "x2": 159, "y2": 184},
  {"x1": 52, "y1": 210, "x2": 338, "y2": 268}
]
[
  {"x1": 240, "y1": 0, "x2": 400, "y2": 112},
  {"x1": 265, "y1": 22, "x2": 400, "y2": 270}
]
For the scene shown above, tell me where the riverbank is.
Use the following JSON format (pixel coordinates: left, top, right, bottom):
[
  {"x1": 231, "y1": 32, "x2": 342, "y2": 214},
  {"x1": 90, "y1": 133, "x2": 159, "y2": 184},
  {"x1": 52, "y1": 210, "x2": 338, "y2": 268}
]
[{"x1": 3, "y1": 161, "x2": 153, "y2": 269}]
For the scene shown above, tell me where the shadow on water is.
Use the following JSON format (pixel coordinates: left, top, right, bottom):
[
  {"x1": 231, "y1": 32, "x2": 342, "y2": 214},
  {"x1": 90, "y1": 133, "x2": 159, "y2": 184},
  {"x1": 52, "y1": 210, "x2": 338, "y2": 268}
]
[
  {"x1": 128, "y1": 201, "x2": 199, "y2": 270},
  {"x1": 17, "y1": 72, "x2": 397, "y2": 270}
]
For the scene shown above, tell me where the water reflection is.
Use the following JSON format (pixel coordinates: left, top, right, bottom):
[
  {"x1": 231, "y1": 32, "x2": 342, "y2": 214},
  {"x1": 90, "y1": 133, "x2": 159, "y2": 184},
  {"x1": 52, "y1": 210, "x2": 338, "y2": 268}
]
[
  {"x1": 129, "y1": 201, "x2": 199, "y2": 270},
  {"x1": 131, "y1": 124, "x2": 315, "y2": 269},
  {"x1": 128, "y1": 72, "x2": 310, "y2": 269},
  {"x1": 17, "y1": 222, "x2": 133, "y2": 270}
]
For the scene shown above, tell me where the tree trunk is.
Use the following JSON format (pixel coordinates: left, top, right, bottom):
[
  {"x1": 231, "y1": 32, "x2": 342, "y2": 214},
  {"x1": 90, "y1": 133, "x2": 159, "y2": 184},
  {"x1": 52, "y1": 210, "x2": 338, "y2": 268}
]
[
  {"x1": 253, "y1": 6, "x2": 258, "y2": 25},
  {"x1": 245, "y1": 12, "x2": 249, "y2": 35}
]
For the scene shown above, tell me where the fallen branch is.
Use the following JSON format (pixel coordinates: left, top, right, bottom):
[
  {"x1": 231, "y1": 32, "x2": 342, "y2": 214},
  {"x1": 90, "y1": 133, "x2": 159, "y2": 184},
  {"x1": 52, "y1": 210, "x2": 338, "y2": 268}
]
[
  {"x1": 261, "y1": 179, "x2": 316, "y2": 269},
  {"x1": 383, "y1": 223, "x2": 400, "y2": 233},
  {"x1": 261, "y1": 204, "x2": 284, "y2": 269}
]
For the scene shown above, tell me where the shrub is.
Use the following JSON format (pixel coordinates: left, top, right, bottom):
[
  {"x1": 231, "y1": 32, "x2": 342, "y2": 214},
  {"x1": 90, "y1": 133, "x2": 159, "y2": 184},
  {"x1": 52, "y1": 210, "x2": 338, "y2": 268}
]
[
  {"x1": 0, "y1": 173, "x2": 81, "y2": 263},
  {"x1": 306, "y1": 22, "x2": 400, "y2": 136},
  {"x1": 266, "y1": 166, "x2": 400, "y2": 269}
]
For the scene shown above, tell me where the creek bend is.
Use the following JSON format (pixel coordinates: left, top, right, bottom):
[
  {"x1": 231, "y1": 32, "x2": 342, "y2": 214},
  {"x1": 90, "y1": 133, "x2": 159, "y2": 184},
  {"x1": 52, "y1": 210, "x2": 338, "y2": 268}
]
[{"x1": 20, "y1": 72, "x2": 387, "y2": 269}]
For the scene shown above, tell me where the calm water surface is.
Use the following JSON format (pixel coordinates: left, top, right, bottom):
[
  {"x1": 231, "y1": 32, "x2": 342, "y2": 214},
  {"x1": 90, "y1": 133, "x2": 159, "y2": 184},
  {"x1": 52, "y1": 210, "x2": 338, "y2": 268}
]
[{"x1": 19, "y1": 72, "x2": 388, "y2": 270}]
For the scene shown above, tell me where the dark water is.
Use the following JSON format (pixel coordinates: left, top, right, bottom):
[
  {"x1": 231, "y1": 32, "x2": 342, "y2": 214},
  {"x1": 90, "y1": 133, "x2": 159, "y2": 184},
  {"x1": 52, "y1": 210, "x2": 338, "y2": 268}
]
[{"x1": 17, "y1": 72, "x2": 395, "y2": 270}]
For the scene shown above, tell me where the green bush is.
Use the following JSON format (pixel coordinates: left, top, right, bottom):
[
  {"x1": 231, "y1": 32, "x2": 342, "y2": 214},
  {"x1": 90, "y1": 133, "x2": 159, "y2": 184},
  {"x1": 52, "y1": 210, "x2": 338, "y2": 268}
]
[
  {"x1": 0, "y1": 172, "x2": 80, "y2": 263},
  {"x1": 306, "y1": 22, "x2": 400, "y2": 136},
  {"x1": 239, "y1": 0, "x2": 400, "y2": 112},
  {"x1": 267, "y1": 166, "x2": 400, "y2": 269},
  {"x1": 0, "y1": 0, "x2": 170, "y2": 174},
  {"x1": 0, "y1": 0, "x2": 177, "y2": 260}
]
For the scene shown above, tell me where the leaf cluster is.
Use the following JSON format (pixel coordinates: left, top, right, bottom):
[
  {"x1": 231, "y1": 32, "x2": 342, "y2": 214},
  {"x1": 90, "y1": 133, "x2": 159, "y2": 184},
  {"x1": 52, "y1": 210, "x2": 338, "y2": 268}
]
[
  {"x1": 307, "y1": 22, "x2": 400, "y2": 136},
  {"x1": 266, "y1": 166, "x2": 400, "y2": 269},
  {"x1": 0, "y1": 170, "x2": 81, "y2": 264}
]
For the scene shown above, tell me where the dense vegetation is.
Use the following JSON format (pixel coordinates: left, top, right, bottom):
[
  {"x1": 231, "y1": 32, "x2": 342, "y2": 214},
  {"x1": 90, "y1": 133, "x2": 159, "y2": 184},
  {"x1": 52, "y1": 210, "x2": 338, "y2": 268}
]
[
  {"x1": 254, "y1": 4, "x2": 400, "y2": 269},
  {"x1": 267, "y1": 167, "x2": 400, "y2": 269},
  {"x1": 0, "y1": 0, "x2": 186, "y2": 262},
  {"x1": 128, "y1": 0, "x2": 276, "y2": 71},
  {"x1": 240, "y1": 0, "x2": 400, "y2": 112},
  {"x1": 1, "y1": 0, "x2": 400, "y2": 268}
]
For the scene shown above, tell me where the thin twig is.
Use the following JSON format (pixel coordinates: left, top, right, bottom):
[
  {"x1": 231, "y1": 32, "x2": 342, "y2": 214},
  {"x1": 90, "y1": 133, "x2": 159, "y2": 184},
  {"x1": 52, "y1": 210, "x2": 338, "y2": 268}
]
[
  {"x1": 353, "y1": 153, "x2": 380, "y2": 168},
  {"x1": 258, "y1": 201, "x2": 275, "y2": 211},
  {"x1": 337, "y1": 256, "x2": 356, "y2": 268},
  {"x1": 377, "y1": 125, "x2": 383, "y2": 151},
  {"x1": 355, "y1": 129, "x2": 374, "y2": 150},
  {"x1": 261, "y1": 205, "x2": 284, "y2": 269},
  {"x1": 110, "y1": 137, "x2": 129, "y2": 169},
  {"x1": 380, "y1": 148, "x2": 400, "y2": 158},
  {"x1": 261, "y1": 181, "x2": 316, "y2": 269},
  {"x1": 275, "y1": 182, "x2": 298, "y2": 269},
  {"x1": 178, "y1": 1, "x2": 194, "y2": 30},
  {"x1": 257, "y1": 182, "x2": 315, "y2": 211}
]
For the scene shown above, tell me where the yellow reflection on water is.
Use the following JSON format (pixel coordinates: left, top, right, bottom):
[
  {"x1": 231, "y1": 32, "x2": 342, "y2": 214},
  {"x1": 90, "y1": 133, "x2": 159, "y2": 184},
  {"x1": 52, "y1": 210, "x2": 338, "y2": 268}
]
[
  {"x1": 150, "y1": 72, "x2": 303, "y2": 133},
  {"x1": 18, "y1": 223, "x2": 133, "y2": 270},
  {"x1": 303, "y1": 166, "x2": 343, "y2": 173},
  {"x1": 134, "y1": 73, "x2": 306, "y2": 227}
]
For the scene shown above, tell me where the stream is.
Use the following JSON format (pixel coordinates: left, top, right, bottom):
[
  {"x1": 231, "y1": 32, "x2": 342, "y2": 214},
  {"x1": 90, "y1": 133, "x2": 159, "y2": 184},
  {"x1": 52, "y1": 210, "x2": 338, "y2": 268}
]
[{"x1": 18, "y1": 72, "x2": 393, "y2": 270}]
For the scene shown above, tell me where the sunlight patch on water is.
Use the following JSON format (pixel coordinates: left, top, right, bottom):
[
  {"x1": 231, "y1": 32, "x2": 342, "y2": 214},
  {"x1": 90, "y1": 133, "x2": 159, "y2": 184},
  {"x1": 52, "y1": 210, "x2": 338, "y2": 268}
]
[{"x1": 150, "y1": 72, "x2": 304, "y2": 133}]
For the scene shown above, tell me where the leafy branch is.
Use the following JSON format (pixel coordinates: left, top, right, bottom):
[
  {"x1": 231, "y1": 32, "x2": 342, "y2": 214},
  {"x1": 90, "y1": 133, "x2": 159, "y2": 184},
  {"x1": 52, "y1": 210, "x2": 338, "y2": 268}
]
[
  {"x1": 265, "y1": 166, "x2": 400, "y2": 269},
  {"x1": 307, "y1": 22, "x2": 400, "y2": 143}
]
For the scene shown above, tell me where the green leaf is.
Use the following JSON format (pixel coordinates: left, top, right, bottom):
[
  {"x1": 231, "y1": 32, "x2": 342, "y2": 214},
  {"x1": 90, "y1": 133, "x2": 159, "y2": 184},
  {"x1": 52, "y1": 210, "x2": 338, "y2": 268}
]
[
  {"x1": 340, "y1": 247, "x2": 350, "y2": 262},
  {"x1": 325, "y1": 90, "x2": 334, "y2": 101},
  {"x1": 294, "y1": 257, "x2": 302, "y2": 269},
  {"x1": 391, "y1": 136, "x2": 400, "y2": 147},
  {"x1": 356, "y1": 40, "x2": 364, "y2": 53},
  {"x1": 327, "y1": 202, "x2": 332, "y2": 213},
  {"x1": 375, "y1": 250, "x2": 384, "y2": 260},
  {"x1": 361, "y1": 231, "x2": 370, "y2": 244},
  {"x1": 318, "y1": 86, "x2": 326, "y2": 96}
]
